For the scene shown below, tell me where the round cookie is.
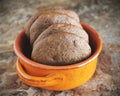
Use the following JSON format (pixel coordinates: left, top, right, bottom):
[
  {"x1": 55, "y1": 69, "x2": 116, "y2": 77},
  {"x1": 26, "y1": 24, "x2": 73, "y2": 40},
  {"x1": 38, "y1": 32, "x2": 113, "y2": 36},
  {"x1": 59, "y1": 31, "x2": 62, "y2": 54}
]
[{"x1": 32, "y1": 32, "x2": 91, "y2": 66}]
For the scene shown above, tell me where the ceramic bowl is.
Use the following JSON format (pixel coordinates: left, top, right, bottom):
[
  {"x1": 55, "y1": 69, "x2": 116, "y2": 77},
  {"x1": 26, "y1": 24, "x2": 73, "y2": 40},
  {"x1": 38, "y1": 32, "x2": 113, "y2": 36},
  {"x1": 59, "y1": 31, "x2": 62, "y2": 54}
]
[{"x1": 14, "y1": 22, "x2": 102, "y2": 90}]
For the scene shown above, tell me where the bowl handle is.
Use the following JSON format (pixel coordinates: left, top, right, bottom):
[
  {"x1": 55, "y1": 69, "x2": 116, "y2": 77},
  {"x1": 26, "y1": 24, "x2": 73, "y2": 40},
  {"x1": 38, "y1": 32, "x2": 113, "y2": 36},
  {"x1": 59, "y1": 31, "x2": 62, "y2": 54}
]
[{"x1": 16, "y1": 61, "x2": 64, "y2": 87}]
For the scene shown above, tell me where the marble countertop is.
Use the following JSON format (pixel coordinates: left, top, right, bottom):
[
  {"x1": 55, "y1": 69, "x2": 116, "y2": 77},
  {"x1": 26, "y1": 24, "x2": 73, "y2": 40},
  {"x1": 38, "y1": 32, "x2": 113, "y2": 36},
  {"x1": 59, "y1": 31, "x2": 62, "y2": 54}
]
[{"x1": 0, "y1": 0, "x2": 120, "y2": 96}]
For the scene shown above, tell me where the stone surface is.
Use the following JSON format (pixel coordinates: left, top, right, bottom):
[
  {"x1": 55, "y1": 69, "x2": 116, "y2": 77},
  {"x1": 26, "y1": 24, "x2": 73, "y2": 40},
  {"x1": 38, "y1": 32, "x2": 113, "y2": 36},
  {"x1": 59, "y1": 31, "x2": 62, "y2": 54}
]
[{"x1": 0, "y1": 0, "x2": 120, "y2": 96}]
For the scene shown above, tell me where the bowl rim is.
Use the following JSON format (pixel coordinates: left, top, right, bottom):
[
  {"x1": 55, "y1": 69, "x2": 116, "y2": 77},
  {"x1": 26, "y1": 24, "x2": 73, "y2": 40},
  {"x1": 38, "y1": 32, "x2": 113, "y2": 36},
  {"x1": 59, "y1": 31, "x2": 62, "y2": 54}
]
[{"x1": 14, "y1": 22, "x2": 102, "y2": 70}]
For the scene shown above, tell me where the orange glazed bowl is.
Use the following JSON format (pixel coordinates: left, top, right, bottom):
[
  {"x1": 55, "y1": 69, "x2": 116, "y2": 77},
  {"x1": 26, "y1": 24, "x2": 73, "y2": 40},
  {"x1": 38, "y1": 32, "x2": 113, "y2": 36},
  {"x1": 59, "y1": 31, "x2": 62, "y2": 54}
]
[{"x1": 14, "y1": 22, "x2": 102, "y2": 91}]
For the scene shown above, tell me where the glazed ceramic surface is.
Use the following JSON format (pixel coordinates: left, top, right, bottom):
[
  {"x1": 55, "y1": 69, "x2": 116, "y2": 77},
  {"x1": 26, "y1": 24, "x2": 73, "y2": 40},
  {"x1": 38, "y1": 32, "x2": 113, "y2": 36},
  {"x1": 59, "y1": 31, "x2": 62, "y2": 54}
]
[{"x1": 14, "y1": 22, "x2": 102, "y2": 90}]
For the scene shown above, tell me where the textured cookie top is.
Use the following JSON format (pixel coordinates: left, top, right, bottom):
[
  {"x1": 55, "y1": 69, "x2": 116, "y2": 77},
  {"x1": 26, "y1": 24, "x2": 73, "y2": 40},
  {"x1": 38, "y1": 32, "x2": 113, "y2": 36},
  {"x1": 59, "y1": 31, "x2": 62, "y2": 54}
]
[
  {"x1": 32, "y1": 32, "x2": 91, "y2": 66},
  {"x1": 33, "y1": 23, "x2": 88, "y2": 47}
]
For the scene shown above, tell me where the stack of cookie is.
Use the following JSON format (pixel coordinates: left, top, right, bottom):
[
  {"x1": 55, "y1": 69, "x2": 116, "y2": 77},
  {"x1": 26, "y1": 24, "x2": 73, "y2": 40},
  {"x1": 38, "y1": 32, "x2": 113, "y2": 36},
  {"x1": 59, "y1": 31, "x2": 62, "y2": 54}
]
[{"x1": 25, "y1": 8, "x2": 91, "y2": 66}]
